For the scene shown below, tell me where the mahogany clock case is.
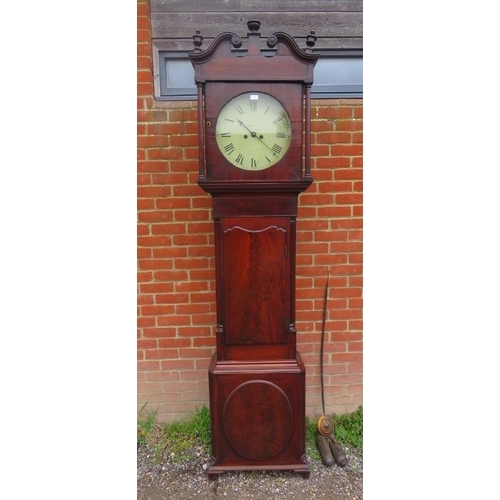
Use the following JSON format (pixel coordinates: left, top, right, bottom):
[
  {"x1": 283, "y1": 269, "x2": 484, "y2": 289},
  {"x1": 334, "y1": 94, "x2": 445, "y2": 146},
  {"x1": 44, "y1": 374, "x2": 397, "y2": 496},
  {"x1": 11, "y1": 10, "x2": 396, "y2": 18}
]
[
  {"x1": 188, "y1": 20, "x2": 318, "y2": 478},
  {"x1": 204, "y1": 82, "x2": 304, "y2": 182},
  {"x1": 207, "y1": 353, "x2": 309, "y2": 478}
]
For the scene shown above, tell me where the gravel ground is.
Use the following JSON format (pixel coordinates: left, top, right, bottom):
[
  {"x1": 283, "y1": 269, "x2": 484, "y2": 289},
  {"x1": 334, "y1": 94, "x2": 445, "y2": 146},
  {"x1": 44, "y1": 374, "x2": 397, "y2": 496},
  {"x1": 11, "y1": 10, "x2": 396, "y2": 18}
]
[{"x1": 137, "y1": 444, "x2": 363, "y2": 499}]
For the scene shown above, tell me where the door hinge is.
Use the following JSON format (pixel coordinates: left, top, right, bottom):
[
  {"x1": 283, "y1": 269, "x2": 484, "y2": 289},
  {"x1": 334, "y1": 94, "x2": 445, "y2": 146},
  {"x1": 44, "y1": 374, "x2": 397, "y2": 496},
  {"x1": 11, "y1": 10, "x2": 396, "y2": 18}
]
[{"x1": 284, "y1": 245, "x2": 288, "y2": 257}]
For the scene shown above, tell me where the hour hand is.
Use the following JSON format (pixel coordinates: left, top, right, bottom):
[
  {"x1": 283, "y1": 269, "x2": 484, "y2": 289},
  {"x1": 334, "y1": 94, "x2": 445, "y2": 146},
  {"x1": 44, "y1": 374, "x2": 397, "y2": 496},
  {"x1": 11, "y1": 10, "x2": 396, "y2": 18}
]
[{"x1": 237, "y1": 119, "x2": 257, "y2": 137}]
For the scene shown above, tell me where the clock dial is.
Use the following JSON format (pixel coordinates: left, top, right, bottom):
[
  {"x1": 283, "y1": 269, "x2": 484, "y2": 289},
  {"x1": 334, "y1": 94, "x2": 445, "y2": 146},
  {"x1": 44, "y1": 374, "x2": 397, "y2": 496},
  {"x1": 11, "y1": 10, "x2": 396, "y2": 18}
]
[{"x1": 215, "y1": 92, "x2": 292, "y2": 171}]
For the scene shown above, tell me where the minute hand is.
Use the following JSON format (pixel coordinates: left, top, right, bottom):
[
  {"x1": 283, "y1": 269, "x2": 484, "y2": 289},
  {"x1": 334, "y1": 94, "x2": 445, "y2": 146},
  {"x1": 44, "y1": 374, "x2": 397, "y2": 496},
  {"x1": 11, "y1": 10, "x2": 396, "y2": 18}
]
[{"x1": 237, "y1": 119, "x2": 278, "y2": 155}]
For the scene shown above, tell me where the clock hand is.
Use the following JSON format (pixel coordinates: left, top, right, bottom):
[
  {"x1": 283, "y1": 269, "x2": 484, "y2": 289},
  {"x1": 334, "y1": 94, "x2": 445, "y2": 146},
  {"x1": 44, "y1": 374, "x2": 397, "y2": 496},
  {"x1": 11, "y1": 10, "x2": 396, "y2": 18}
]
[
  {"x1": 255, "y1": 135, "x2": 278, "y2": 155},
  {"x1": 237, "y1": 119, "x2": 278, "y2": 155},
  {"x1": 236, "y1": 119, "x2": 257, "y2": 137}
]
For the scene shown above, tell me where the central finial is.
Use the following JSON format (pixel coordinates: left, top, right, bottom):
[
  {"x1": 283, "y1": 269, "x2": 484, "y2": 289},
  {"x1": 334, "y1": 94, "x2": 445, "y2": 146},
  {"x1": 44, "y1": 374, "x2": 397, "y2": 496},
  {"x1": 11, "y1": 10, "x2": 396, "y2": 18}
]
[{"x1": 247, "y1": 20, "x2": 261, "y2": 32}]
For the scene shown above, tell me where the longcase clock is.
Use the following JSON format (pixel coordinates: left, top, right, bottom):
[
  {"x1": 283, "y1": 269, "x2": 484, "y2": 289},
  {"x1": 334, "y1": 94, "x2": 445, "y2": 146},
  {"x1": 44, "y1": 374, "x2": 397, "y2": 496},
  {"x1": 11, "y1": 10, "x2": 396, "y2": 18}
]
[{"x1": 189, "y1": 20, "x2": 318, "y2": 478}]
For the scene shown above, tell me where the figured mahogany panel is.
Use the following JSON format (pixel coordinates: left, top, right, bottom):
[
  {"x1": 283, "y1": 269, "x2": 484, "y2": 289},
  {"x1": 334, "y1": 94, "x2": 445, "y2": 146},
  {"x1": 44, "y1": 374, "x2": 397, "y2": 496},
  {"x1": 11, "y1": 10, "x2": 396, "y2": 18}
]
[
  {"x1": 222, "y1": 380, "x2": 293, "y2": 461},
  {"x1": 221, "y1": 217, "x2": 289, "y2": 346}
]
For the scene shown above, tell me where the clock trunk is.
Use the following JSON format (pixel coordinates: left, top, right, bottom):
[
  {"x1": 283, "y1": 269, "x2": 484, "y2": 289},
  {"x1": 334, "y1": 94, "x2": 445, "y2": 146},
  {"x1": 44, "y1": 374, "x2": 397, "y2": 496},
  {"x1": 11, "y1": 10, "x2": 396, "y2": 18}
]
[{"x1": 222, "y1": 217, "x2": 289, "y2": 347}]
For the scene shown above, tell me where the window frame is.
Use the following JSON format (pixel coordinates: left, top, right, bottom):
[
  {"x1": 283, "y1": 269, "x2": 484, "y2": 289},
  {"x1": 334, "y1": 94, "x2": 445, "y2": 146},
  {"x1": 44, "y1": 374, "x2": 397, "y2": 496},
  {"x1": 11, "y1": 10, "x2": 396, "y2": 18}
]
[{"x1": 153, "y1": 48, "x2": 363, "y2": 101}]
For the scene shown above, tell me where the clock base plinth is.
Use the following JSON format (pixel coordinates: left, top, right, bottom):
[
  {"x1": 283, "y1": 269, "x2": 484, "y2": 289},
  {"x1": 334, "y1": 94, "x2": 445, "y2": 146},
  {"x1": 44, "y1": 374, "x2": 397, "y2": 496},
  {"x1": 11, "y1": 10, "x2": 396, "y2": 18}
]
[
  {"x1": 207, "y1": 462, "x2": 310, "y2": 480},
  {"x1": 207, "y1": 353, "x2": 309, "y2": 478}
]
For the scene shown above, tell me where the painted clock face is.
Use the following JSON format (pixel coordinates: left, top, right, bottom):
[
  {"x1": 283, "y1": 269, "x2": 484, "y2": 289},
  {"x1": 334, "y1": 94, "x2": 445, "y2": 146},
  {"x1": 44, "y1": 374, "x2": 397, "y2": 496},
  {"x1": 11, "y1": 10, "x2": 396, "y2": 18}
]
[{"x1": 215, "y1": 92, "x2": 292, "y2": 171}]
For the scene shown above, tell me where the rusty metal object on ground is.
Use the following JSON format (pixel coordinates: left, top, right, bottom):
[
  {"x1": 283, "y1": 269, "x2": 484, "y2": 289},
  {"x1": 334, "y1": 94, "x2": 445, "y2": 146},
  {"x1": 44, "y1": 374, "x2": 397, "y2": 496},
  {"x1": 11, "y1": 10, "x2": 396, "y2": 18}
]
[
  {"x1": 316, "y1": 270, "x2": 348, "y2": 468},
  {"x1": 329, "y1": 438, "x2": 348, "y2": 467},
  {"x1": 317, "y1": 415, "x2": 334, "y2": 437},
  {"x1": 315, "y1": 432, "x2": 334, "y2": 467}
]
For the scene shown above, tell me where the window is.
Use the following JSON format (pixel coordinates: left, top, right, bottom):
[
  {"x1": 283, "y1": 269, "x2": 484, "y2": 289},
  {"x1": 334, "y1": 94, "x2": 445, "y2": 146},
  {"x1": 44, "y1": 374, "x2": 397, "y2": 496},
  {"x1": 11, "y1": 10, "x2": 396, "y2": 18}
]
[
  {"x1": 155, "y1": 50, "x2": 362, "y2": 100},
  {"x1": 312, "y1": 51, "x2": 363, "y2": 98},
  {"x1": 157, "y1": 52, "x2": 196, "y2": 99}
]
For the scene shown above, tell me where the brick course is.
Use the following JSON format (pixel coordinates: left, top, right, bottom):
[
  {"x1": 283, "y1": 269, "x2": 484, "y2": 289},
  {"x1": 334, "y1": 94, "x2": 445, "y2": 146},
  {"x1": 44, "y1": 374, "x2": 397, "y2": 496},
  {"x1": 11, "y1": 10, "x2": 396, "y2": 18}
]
[{"x1": 137, "y1": 0, "x2": 362, "y2": 422}]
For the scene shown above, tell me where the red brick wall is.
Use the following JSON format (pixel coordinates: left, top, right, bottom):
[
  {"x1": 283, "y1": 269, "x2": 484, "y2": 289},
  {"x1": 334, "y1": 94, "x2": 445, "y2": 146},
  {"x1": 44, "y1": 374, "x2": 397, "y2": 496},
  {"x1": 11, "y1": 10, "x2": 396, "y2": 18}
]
[{"x1": 138, "y1": 0, "x2": 362, "y2": 422}]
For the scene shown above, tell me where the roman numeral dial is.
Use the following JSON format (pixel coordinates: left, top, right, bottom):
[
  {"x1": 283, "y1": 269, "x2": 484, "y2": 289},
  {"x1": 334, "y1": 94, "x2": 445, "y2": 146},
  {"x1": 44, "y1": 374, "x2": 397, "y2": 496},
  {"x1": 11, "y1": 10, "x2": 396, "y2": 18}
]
[{"x1": 215, "y1": 92, "x2": 292, "y2": 171}]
